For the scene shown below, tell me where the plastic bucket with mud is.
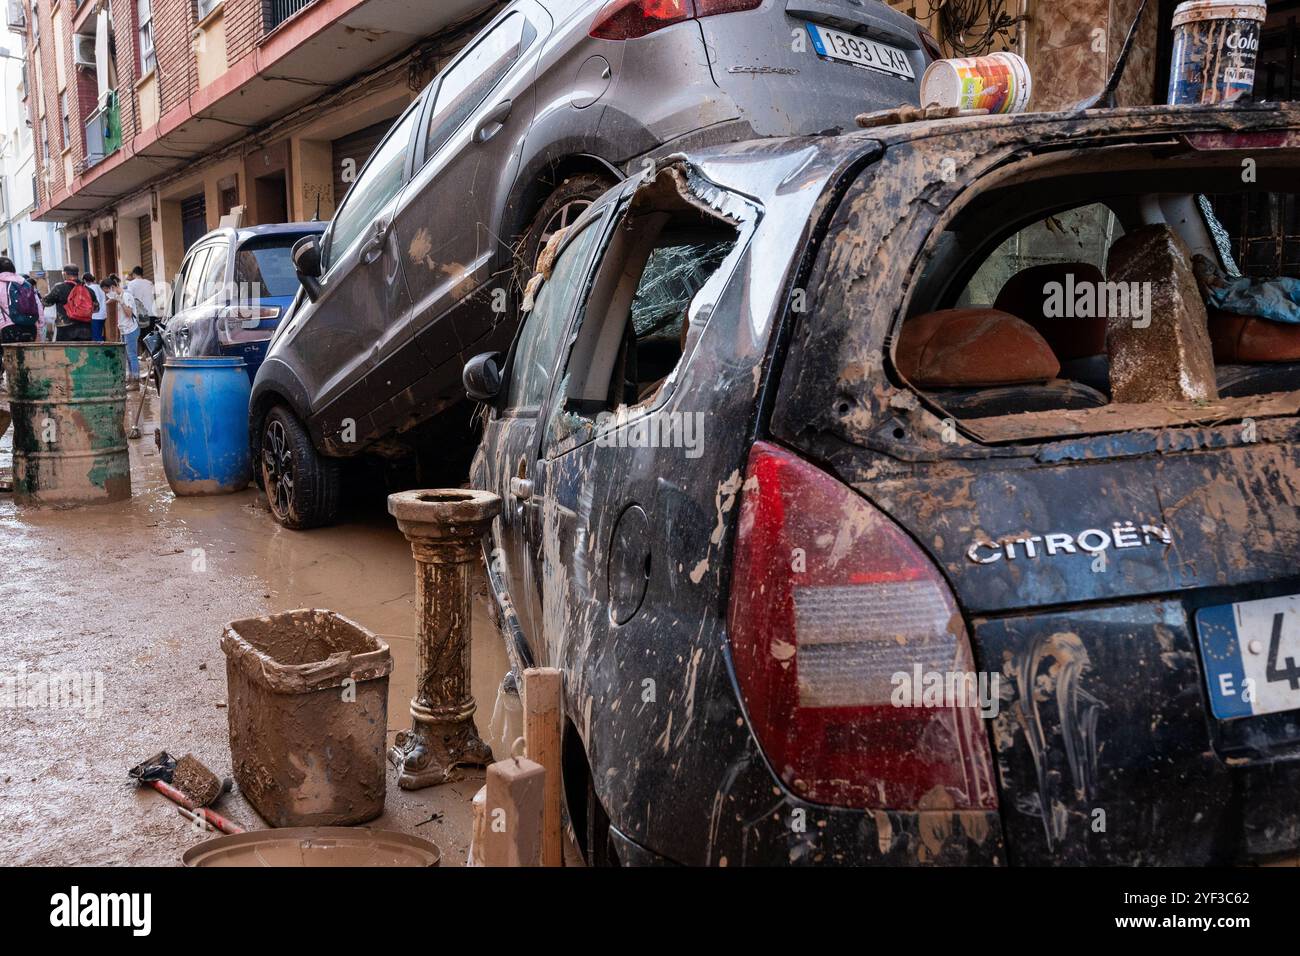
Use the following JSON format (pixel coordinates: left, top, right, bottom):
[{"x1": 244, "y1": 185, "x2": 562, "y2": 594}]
[{"x1": 221, "y1": 610, "x2": 392, "y2": 827}]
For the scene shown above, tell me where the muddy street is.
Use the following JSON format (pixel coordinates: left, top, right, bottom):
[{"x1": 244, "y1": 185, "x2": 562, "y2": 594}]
[{"x1": 0, "y1": 391, "x2": 511, "y2": 866}]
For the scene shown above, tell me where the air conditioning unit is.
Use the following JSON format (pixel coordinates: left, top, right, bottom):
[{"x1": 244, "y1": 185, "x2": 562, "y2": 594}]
[
  {"x1": 73, "y1": 35, "x2": 96, "y2": 70},
  {"x1": 6, "y1": 0, "x2": 26, "y2": 34}
]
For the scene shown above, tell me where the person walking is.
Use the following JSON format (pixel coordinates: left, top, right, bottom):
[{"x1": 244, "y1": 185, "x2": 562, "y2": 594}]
[
  {"x1": 84, "y1": 273, "x2": 108, "y2": 342},
  {"x1": 126, "y1": 266, "x2": 156, "y2": 332},
  {"x1": 102, "y1": 275, "x2": 141, "y2": 389},
  {"x1": 45, "y1": 265, "x2": 96, "y2": 342},
  {"x1": 0, "y1": 257, "x2": 41, "y2": 392},
  {"x1": 104, "y1": 273, "x2": 121, "y2": 342},
  {"x1": 0, "y1": 257, "x2": 41, "y2": 346}
]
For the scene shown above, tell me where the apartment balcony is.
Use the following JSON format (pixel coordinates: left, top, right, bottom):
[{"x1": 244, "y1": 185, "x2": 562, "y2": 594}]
[
  {"x1": 268, "y1": 0, "x2": 319, "y2": 31},
  {"x1": 37, "y1": 0, "x2": 496, "y2": 222},
  {"x1": 81, "y1": 93, "x2": 122, "y2": 172}
]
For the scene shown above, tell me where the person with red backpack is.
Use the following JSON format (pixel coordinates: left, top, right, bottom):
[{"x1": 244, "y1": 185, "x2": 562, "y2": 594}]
[
  {"x1": 45, "y1": 264, "x2": 96, "y2": 342},
  {"x1": 0, "y1": 256, "x2": 42, "y2": 345}
]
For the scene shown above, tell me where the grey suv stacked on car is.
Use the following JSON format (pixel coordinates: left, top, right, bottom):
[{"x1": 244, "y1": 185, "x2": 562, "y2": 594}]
[{"x1": 252, "y1": 0, "x2": 932, "y2": 528}]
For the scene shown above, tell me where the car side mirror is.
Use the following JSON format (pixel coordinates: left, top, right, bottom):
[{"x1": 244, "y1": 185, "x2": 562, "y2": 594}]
[
  {"x1": 464, "y1": 352, "x2": 503, "y2": 404},
  {"x1": 292, "y1": 235, "x2": 324, "y2": 302}
]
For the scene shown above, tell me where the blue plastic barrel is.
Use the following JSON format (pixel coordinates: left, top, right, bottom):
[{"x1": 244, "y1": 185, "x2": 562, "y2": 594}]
[{"x1": 161, "y1": 356, "x2": 253, "y2": 496}]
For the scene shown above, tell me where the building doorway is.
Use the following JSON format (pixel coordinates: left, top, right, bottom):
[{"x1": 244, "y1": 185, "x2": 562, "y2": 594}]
[
  {"x1": 96, "y1": 229, "x2": 116, "y2": 277},
  {"x1": 138, "y1": 215, "x2": 154, "y2": 281},
  {"x1": 255, "y1": 171, "x2": 289, "y2": 225},
  {"x1": 181, "y1": 194, "x2": 208, "y2": 252}
]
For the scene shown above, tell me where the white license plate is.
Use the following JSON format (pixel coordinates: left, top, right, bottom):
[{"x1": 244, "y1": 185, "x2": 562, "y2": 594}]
[
  {"x1": 805, "y1": 22, "x2": 915, "y2": 80},
  {"x1": 1197, "y1": 594, "x2": 1300, "y2": 720}
]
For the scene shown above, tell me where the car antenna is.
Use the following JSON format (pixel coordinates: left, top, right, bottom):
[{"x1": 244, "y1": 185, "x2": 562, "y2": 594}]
[
  {"x1": 1075, "y1": 0, "x2": 1150, "y2": 111},
  {"x1": 312, "y1": 195, "x2": 321, "y2": 222}
]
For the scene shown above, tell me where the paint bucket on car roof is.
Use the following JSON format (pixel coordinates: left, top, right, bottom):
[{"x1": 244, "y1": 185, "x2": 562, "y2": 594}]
[
  {"x1": 920, "y1": 52, "x2": 1032, "y2": 114},
  {"x1": 1168, "y1": 1, "x2": 1267, "y2": 106}
]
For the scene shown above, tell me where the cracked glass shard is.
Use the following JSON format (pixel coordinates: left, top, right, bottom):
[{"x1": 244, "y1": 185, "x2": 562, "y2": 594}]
[{"x1": 631, "y1": 241, "x2": 731, "y2": 338}]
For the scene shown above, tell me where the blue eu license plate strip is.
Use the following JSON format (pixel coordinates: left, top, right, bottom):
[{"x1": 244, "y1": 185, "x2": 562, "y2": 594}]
[{"x1": 1197, "y1": 594, "x2": 1300, "y2": 720}]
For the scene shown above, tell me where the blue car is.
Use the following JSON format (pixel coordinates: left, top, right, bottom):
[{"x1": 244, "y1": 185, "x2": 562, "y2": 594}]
[{"x1": 163, "y1": 222, "x2": 326, "y2": 381}]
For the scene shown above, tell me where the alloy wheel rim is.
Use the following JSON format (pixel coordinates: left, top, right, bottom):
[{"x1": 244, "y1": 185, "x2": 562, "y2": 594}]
[
  {"x1": 541, "y1": 198, "x2": 591, "y2": 244},
  {"x1": 263, "y1": 420, "x2": 295, "y2": 519}
]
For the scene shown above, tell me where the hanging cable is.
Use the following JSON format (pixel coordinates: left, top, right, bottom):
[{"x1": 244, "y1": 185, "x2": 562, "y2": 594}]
[{"x1": 918, "y1": 0, "x2": 1026, "y2": 57}]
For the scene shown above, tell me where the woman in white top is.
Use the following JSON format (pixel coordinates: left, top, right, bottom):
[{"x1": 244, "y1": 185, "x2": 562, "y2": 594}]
[{"x1": 103, "y1": 275, "x2": 141, "y2": 388}]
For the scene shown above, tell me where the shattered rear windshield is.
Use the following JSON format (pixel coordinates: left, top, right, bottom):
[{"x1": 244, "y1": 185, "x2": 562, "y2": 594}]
[{"x1": 889, "y1": 146, "x2": 1300, "y2": 442}]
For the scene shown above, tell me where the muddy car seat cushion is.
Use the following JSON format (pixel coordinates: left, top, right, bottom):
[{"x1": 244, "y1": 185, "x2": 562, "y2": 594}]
[
  {"x1": 1208, "y1": 307, "x2": 1300, "y2": 364},
  {"x1": 1210, "y1": 307, "x2": 1300, "y2": 397},
  {"x1": 896, "y1": 308, "x2": 1060, "y2": 387}
]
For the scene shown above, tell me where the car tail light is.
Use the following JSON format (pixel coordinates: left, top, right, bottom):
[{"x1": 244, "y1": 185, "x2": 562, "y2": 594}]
[
  {"x1": 216, "y1": 305, "x2": 282, "y2": 345},
  {"x1": 1182, "y1": 130, "x2": 1300, "y2": 151},
  {"x1": 590, "y1": 0, "x2": 694, "y2": 39},
  {"x1": 590, "y1": 0, "x2": 762, "y2": 40},
  {"x1": 727, "y1": 441, "x2": 997, "y2": 810},
  {"x1": 919, "y1": 27, "x2": 943, "y2": 63}
]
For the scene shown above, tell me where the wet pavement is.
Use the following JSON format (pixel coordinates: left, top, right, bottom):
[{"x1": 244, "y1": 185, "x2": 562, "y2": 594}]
[{"x1": 0, "y1": 389, "x2": 513, "y2": 866}]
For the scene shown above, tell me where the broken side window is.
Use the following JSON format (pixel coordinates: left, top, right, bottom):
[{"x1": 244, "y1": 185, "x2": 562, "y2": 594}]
[
  {"x1": 542, "y1": 167, "x2": 740, "y2": 448},
  {"x1": 504, "y1": 220, "x2": 601, "y2": 412}
]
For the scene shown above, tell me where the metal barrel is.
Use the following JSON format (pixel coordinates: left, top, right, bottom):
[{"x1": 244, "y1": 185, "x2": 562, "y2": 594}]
[{"x1": 1, "y1": 343, "x2": 132, "y2": 506}]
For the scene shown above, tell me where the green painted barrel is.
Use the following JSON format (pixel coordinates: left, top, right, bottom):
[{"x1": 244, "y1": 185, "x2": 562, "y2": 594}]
[{"x1": 1, "y1": 343, "x2": 131, "y2": 506}]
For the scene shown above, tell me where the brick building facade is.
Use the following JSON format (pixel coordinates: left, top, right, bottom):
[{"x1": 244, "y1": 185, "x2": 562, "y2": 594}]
[{"x1": 20, "y1": 0, "x2": 494, "y2": 295}]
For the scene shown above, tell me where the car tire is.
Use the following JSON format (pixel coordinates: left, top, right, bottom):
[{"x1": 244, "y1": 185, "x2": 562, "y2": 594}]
[
  {"x1": 260, "y1": 405, "x2": 341, "y2": 530},
  {"x1": 516, "y1": 173, "x2": 615, "y2": 290}
]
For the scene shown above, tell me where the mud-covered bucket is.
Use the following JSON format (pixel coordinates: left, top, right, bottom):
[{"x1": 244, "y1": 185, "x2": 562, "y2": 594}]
[
  {"x1": 1168, "y1": 1, "x2": 1267, "y2": 105},
  {"x1": 1, "y1": 343, "x2": 130, "y2": 506},
  {"x1": 221, "y1": 610, "x2": 391, "y2": 828}
]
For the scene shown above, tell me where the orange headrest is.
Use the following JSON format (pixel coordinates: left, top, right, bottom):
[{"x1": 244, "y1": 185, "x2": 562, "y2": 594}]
[
  {"x1": 1208, "y1": 308, "x2": 1300, "y2": 364},
  {"x1": 897, "y1": 308, "x2": 1060, "y2": 388}
]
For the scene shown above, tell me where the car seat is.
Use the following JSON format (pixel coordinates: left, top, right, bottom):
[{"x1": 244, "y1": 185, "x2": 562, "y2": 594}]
[
  {"x1": 994, "y1": 262, "x2": 1110, "y2": 394},
  {"x1": 896, "y1": 307, "x2": 1107, "y2": 417},
  {"x1": 1210, "y1": 306, "x2": 1300, "y2": 397}
]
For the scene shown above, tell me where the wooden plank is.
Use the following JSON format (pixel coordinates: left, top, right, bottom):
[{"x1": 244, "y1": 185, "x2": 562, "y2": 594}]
[
  {"x1": 482, "y1": 757, "x2": 546, "y2": 867},
  {"x1": 523, "y1": 667, "x2": 564, "y2": 867},
  {"x1": 523, "y1": 669, "x2": 564, "y2": 866}
]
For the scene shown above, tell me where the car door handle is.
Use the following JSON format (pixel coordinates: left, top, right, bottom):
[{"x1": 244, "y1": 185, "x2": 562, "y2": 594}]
[
  {"x1": 509, "y1": 476, "x2": 533, "y2": 501},
  {"x1": 362, "y1": 222, "x2": 391, "y2": 264},
  {"x1": 475, "y1": 99, "x2": 513, "y2": 143}
]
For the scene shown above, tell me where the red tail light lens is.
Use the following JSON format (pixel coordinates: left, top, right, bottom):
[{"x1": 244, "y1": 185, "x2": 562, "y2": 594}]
[
  {"x1": 919, "y1": 28, "x2": 943, "y2": 63},
  {"x1": 589, "y1": 0, "x2": 695, "y2": 40},
  {"x1": 589, "y1": 0, "x2": 762, "y2": 40},
  {"x1": 727, "y1": 441, "x2": 997, "y2": 810}
]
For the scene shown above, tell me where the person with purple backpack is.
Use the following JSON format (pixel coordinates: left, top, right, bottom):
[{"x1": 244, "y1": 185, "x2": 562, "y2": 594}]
[
  {"x1": 0, "y1": 256, "x2": 42, "y2": 346},
  {"x1": 0, "y1": 256, "x2": 42, "y2": 392}
]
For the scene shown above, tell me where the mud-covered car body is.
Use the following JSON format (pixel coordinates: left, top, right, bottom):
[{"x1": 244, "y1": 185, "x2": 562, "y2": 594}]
[
  {"x1": 251, "y1": 0, "x2": 931, "y2": 473},
  {"x1": 471, "y1": 102, "x2": 1300, "y2": 865}
]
